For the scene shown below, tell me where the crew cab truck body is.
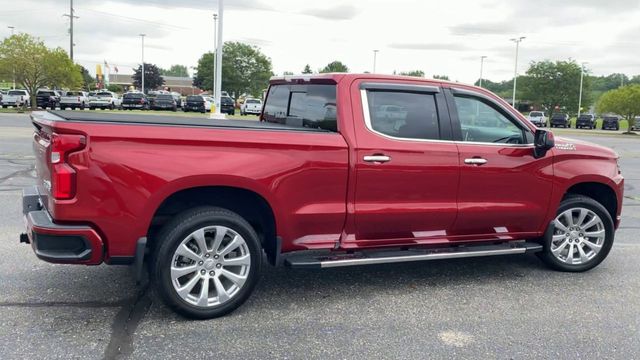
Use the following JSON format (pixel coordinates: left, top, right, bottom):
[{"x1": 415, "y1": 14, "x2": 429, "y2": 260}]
[
  {"x1": 21, "y1": 74, "x2": 624, "y2": 319},
  {"x1": 59, "y1": 91, "x2": 89, "y2": 110}
]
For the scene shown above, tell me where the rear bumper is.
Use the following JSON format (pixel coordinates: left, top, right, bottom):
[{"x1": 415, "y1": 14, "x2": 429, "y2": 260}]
[{"x1": 21, "y1": 186, "x2": 103, "y2": 265}]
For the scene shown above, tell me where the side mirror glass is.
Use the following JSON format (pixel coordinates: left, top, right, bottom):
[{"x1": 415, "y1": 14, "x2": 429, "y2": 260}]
[{"x1": 534, "y1": 129, "x2": 554, "y2": 159}]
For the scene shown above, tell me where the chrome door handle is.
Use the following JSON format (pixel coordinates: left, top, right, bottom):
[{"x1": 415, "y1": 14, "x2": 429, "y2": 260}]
[
  {"x1": 464, "y1": 158, "x2": 488, "y2": 165},
  {"x1": 364, "y1": 155, "x2": 391, "y2": 163}
]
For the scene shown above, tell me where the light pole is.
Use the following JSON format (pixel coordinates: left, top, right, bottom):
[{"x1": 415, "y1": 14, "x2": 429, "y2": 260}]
[
  {"x1": 212, "y1": 0, "x2": 224, "y2": 119},
  {"x1": 373, "y1": 50, "x2": 379, "y2": 73},
  {"x1": 8, "y1": 26, "x2": 15, "y2": 89},
  {"x1": 213, "y1": 13, "x2": 218, "y2": 98},
  {"x1": 578, "y1": 62, "x2": 588, "y2": 117},
  {"x1": 63, "y1": 0, "x2": 78, "y2": 61},
  {"x1": 510, "y1": 36, "x2": 525, "y2": 109},
  {"x1": 479, "y1": 56, "x2": 487, "y2": 88},
  {"x1": 139, "y1": 34, "x2": 146, "y2": 93}
]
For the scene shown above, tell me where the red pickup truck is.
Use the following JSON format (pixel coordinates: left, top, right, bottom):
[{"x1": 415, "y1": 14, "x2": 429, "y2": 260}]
[{"x1": 21, "y1": 74, "x2": 623, "y2": 319}]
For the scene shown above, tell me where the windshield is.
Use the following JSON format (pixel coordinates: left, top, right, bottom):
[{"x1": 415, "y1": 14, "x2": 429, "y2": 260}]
[
  {"x1": 222, "y1": 97, "x2": 234, "y2": 105},
  {"x1": 156, "y1": 95, "x2": 173, "y2": 100},
  {"x1": 187, "y1": 96, "x2": 203, "y2": 102},
  {"x1": 124, "y1": 93, "x2": 143, "y2": 99},
  {"x1": 97, "y1": 92, "x2": 112, "y2": 97},
  {"x1": 246, "y1": 99, "x2": 260, "y2": 104},
  {"x1": 38, "y1": 91, "x2": 55, "y2": 96},
  {"x1": 66, "y1": 91, "x2": 82, "y2": 96},
  {"x1": 529, "y1": 112, "x2": 543, "y2": 117},
  {"x1": 8, "y1": 90, "x2": 25, "y2": 96}
]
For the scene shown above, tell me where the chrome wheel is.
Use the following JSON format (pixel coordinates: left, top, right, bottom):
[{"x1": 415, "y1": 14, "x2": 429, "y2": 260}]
[
  {"x1": 551, "y1": 208, "x2": 605, "y2": 265},
  {"x1": 170, "y1": 226, "x2": 251, "y2": 307}
]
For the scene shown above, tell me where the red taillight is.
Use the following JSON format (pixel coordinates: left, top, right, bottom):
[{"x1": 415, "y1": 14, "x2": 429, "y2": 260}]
[{"x1": 50, "y1": 133, "x2": 86, "y2": 200}]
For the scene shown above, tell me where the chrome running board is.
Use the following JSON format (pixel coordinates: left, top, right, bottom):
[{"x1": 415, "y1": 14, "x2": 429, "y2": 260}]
[{"x1": 285, "y1": 242, "x2": 542, "y2": 269}]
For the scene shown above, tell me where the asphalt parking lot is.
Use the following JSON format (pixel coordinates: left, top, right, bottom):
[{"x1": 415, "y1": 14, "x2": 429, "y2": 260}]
[{"x1": 1, "y1": 112, "x2": 639, "y2": 359}]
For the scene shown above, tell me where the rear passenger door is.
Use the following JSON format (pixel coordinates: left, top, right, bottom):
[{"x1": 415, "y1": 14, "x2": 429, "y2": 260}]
[{"x1": 348, "y1": 82, "x2": 460, "y2": 246}]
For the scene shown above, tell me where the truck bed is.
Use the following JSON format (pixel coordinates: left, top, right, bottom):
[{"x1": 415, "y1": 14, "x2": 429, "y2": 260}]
[{"x1": 45, "y1": 110, "x2": 327, "y2": 133}]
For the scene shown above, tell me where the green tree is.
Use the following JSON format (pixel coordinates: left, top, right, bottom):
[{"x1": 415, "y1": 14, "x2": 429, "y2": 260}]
[
  {"x1": 302, "y1": 64, "x2": 313, "y2": 74},
  {"x1": 319, "y1": 61, "x2": 349, "y2": 73},
  {"x1": 522, "y1": 60, "x2": 590, "y2": 116},
  {"x1": 160, "y1": 64, "x2": 189, "y2": 77},
  {"x1": 107, "y1": 84, "x2": 122, "y2": 93},
  {"x1": 433, "y1": 75, "x2": 450, "y2": 80},
  {"x1": 0, "y1": 34, "x2": 82, "y2": 108},
  {"x1": 597, "y1": 85, "x2": 640, "y2": 133},
  {"x1": 132, "y1": 63, "x2": 165, "y2": 93},
  {"x1": 193, "y1": 42, "x2": 273, "y2": 97},
  {"x1": 79, "y1": 65, "x2": 95, "y2": 90},
  {"x1": 399, "y1": 70, "x2": 425, "y2": 77}
]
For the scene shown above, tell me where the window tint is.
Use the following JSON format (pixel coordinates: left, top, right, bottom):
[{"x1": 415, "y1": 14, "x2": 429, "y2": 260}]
[
  {"x1": 454, "y1": 96, "x2": 525, "y2": 144},
  {"x1": 9, "y1": 90, "x2": 26, "y2": 95},
  {"x1": 187, "y1": 96, "x2": 203, "y2": 102},
  {"x1": 263, "y1": 84, "x2": 337, "y2": 132},
  {"x1": 246, "y1": 99, "x2": 260, "y2": 104},
  {"x1": 124, "y1": 93, "x2": 143, "y2": 99},
  {"x1": 529, "y1": 111, "x2": 543, "y2": 117},
  {"x1": 97, "y1": 92, "x2": 112, "y2": 96},
  {"x1": 366, "y1": 91, "x2": 440, "y2": 140},
  {"x1": 156, "y1": 95, "x2": 173, "y2": 100}
]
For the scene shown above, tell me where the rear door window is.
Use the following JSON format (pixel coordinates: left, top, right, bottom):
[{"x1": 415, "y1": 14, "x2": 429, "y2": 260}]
[
  {"x1": 263, "y1": 84, "x2": 337, "y2": 132},
  {"x1": 365, "y1": 91, "x2": 440, "y2": 140}
]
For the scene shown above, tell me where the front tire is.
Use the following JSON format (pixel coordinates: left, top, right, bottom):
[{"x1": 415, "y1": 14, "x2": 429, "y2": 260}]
[
  {"x1": 151, "y1": 206, "x2": 262, "y2": 319},
  {"x1": 538, "y1": 195, "x2": 614, "y2": 272}
]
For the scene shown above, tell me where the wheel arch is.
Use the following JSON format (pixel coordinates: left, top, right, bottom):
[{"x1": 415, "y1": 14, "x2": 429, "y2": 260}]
[
  {"x1": 145, "y1": 184, "x2": 279, "y2": 265},
  {"x1": 563, "y1": 181, "x2": 618, "y2": 225}
]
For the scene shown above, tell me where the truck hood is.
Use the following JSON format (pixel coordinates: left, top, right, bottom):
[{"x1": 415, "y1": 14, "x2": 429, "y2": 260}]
[{"x1": 553, "y1": 136, "x2": 619, "y2": 160}]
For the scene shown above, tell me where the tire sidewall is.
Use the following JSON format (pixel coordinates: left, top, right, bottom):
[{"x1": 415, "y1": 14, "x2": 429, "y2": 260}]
[
  {"x1": 152, "y1": 207, "x2": 262, "y2": 319},
  {"x1": 540, "y1": 196, "x2": 614, "y2": 272}
]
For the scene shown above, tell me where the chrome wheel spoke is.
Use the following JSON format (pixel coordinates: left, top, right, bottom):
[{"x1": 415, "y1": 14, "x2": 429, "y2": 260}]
[
  {"x1": 222, "y1": 254, "x2": 251, "y2": 267},
  {"x1": 565, "y1": 243, "x2": 575, "y2": 264},
  {"x1": 211, "y1": 226, "x2": 227, "y2": 253},
  {"x1": 552, "y1": 234, "x2": 566, "y2": 242},
  {"x1": 554, "y1": 219, "x2": 568, "y2": 233},
  {"x1": 582, "y1": 239, "x2": 603, "y2": 253},
  {"x1": 575, "y1": 209, "x2": 588, "y2": 228},
  {"x1": 197, "y1": 278, "x2": 210, "y2": 307},
  {"x1": 577, "y1": 244, "x2": 590, "y2": 262},
  {"x1": 213, "y1": 276, "x2": 230, "y2": 303},
  {"x1": 175, "y1": 244, "x2": 201, "y2": 262},
  {"x1": 220, "y1": 235, "x2": 242, "y2": 257},
  {"x1": 581, "y1": 217, "x2": 599, "y2": 231},
  {"x1": 177, "y1": 274, "x2": 201, "y2": 298},
  {"x1": 562, "y1": 211, "x2": 574, "y2": 227},
  {"x1": 171, "y1": 264, "x2": 197, "y2": 279},
  {"x1": 220, "y1": 269, "x2": 247, "y2": 287},
  {"x1": 191, "y1": 228, "x2": 208, "y2": 254},
  {"x1": 551, "y1": 239, "x2": 569, "y2": 256},
  {"x1": 584, "y1": 229, "x2": 605, "y2": 239}
]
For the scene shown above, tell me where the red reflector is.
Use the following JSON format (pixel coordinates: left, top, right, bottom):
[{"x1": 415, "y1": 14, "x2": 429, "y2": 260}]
[{"x1": 52, "y1": 164, "x2": 76, "y2": 199}]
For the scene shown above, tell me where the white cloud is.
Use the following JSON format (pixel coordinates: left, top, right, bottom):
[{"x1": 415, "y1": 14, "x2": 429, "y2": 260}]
[{"x1": 1, "y1": 0, "x2": 638, "y2": 83}]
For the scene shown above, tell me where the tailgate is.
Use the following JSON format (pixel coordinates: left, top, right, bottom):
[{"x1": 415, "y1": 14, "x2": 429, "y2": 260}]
[{"x1": 32, "y1": 121, "x2": 52, "y2": 201}]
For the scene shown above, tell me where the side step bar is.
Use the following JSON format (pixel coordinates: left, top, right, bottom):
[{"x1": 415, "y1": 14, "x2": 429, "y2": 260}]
[{"x1": 285, "y1": 242, "x2": 542, "y2": 269}]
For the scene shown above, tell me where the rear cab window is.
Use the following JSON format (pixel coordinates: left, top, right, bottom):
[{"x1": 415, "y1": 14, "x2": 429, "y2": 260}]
[{"x1": 262, "y1": 84, "x2": 337, "y2": 132}]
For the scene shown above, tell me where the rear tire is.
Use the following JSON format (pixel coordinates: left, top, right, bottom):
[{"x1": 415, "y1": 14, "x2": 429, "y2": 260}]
[
  {"x1": 537, "y1": 195, "x2": 614, "y2": 272},
  {"x1": 151, "y1": 206, "x2": 262, "y2": 319}
]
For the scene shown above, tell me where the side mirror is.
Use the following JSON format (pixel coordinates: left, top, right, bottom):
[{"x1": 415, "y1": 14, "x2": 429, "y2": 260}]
[{"x1": 534, "y1": 129, "x2": 555, "y2": 159}]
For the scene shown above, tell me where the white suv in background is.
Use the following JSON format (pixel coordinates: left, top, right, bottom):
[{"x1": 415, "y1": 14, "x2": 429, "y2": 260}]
[
  {"x1": 1, "y1": 89, "x2": 30, "y2": 108},
  {"x1": 527, "y1": 111, "x2": 547, "y2": 127},
  {"x1": 88, "y1": 91, "x2": 121, "y2": 110},
  {"x1": 240, "y1": 98, "x2": 263, "y2": 115}
]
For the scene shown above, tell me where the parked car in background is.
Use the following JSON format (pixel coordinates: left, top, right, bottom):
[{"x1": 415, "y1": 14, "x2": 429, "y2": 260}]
[
  {"x1": 632, "y1": 116, "x2": 640, "y2": 131},
  {"x1": 203, "y1": 96, "x2": 214, "y2": 112},
  {"x1": 1, "y1": 89, "x2": 30, "y2": 108},
  {"x1": 550, "y1": 113, "x2": 571, "y2": 128},
  {"x1": 171, "y1": 92, "x2": 183, "y2": 108},
  {"x1": 151, "y1": 94, "x2": 178, "y2": 111},
  {"x1": 576, "y1": 114, "x2": 597, "y2": 129},
  {"x1": 122, "y1": 92, "x2": 150, "y2": 110},
  {"x1": 527, "y1": 111, "x2": 547, "y2": 127},
  {"x1": 36, "y1": 90, "x2": 61, "y2": 110},
  {"x1": 240, "y1": 98, "x2": 262, "y2": 115},
  {"x1": 183, "y1": 95, "x2": 207, "y2": 113},
  {"x1": 89, "y1": 91, "x2": 118, "y2": 110},
  {"x1": 602, "y1": 116, "x2": 620, "y2": 131},
  {"x1": 60, "y1": 91, "x2": 89, "y2": 110},
  {"x1": 221, "y1": 96, "x2": 235, "y2": 115}
]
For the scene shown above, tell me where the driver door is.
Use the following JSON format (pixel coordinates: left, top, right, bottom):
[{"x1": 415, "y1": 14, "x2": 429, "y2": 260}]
[{"x1": 445, "y1": 88, "x2": 554, "y2": 238}]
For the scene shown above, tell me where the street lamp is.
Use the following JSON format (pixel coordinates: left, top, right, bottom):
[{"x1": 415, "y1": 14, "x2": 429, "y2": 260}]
[
  {"x1": 213, "y1": 13, "x2": 218, "y2": 98},
  {"x1": 373, "y1": 50, "x2": 379, "y2": 73},
  {"x1": 479, "y1": 56, "x2": 487, "y2": 88},
  {"x1": 139, "y1": 34, "x2": 146, "y2": 93},
  {"x1": 510, "y1": 36, "x2": 526, "y2": 109},
  {"x1": 211, "y1": 0, "x2": 224, "y2": 119},
  {"x1": 578, "y1": 62, "x2": 588, "y2": 117}
]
